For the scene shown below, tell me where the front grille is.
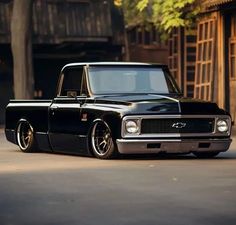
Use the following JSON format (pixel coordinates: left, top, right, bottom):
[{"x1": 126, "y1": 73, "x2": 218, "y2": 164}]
[{"x1": 141, "y1": 118, "x2": 215, "y2": 134}]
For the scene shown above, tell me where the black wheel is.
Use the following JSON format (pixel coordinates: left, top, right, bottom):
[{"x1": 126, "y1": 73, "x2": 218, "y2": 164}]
[
  {"x1": 16, "y1": 120, "x2": 38, "y2": 153},
  {"x1": 91, "y1": 121, "x2": 118, "y2": 159},
  {"x1": 193, "y1": 151, "x2": 220, "y2": 159}
]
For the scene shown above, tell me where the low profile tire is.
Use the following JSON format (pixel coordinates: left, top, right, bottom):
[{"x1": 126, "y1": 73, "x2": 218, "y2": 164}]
[
  {"x1": 91, "y1": 121, "x2": 118, "y2": 159},
  {"x1": 193, "y1": 151, "x2": 220, "y2": 159},
  {"x1": 16, "y1": 121, "x2": 38, "y2": 153}
]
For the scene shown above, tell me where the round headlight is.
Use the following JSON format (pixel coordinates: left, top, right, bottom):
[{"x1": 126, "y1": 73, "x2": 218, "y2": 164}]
[
  {"x1": 217, "y1": 120, "x2": 228, "y2": 132},
  {"x1": 125, "y1": 120, "x2": 139, "y2": 133}
]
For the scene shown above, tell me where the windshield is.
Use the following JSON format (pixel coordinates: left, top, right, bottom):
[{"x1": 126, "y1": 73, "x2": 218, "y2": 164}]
[{"x1": 88, "y1": 66, "x2": 180, "y2": 95}]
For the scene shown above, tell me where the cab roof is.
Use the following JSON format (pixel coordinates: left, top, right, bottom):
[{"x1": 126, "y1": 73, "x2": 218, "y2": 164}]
[{"x1": 61, "y1": 62, "x2": 167, "y2": 71}]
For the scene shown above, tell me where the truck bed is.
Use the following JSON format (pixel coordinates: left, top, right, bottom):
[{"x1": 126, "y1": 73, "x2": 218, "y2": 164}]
[{"x1": 5, "y1": 100, "x2": 52, "y2": 133}]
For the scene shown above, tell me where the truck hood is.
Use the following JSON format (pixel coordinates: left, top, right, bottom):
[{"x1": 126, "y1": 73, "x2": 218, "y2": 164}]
[{"x1": 94, "y1": 94, "x2": 225, "y2": 115}]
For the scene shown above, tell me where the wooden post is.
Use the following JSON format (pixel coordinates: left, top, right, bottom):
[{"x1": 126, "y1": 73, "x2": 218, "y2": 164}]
[
  {"x1": 217, "y1": 11, "x2": 225, "y2": 109},
  {"x1": 11, "y1": 0, "x2": 34, "y2": 99}
]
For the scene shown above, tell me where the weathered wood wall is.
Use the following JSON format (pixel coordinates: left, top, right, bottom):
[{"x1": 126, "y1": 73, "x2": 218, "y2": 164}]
[
  {"x1": 0, "y1": 1, "x2": 11, "y2": 43},
  {"x1": 0, "y1": 0, "x2": 120, "y2": 44},
  {"x1": 168, "y1": 27, "x2": 197, "y2": 97}
]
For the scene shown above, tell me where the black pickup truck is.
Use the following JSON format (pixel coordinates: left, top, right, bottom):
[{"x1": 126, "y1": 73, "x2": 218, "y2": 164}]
[{"x1": 5, "y1": 62, "x2": 232, "y2": 159}]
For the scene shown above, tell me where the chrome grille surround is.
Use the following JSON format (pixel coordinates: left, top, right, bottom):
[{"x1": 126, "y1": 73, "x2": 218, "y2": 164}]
[{"x1": 121, "y1": 115, "x2": 231, "y2": 138}]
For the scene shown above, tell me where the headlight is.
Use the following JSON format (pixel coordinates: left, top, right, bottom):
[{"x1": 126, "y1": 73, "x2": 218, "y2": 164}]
[
  {"x1": 216, "y1": 119, "x2": 229, "y2": 132},
  {"x1": 125, "y1": 120, "x2": 139, "y2": 134}
]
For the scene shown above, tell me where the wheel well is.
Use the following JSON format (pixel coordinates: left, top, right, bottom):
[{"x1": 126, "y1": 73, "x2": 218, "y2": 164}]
[
  {"x1": 16, "y1": 118, "x2": 32, "y2": 130},
  {"x1": 102, "y1": 115, "x2": 121, "y2": 139},
  {"x1": 87, "y1": 118, "x2": 118, "y2": 156},
  {"x1": 87, "y1": 119, "x2": 103, "y2": 156}
]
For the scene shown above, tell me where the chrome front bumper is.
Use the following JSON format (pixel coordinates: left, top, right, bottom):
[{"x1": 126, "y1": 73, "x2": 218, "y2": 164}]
[{"x1": 116, "y1": 138, "x2": 232, "y2": 154}]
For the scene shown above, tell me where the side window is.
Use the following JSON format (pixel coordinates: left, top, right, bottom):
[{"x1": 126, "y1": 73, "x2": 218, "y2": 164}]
[{"x1": 60, "y1": 67, "x2": 83, "y2": 97}]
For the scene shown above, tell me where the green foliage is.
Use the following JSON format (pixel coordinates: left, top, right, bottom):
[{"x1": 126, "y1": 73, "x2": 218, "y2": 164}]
[
  {"x1": 116, "y1": 0, "x2": 152, "y2": 27},
  {"x1": 116, "y1": 0, "x2": 200, "y2": 33},
  {"x1": 137, "y1": 0, "x2": 149, "y2": 11}
]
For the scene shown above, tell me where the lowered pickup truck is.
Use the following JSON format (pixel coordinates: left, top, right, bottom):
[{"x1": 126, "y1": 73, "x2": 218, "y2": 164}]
[{"x1": 5, "y1": 62, "x2": 232, "y2": 159}]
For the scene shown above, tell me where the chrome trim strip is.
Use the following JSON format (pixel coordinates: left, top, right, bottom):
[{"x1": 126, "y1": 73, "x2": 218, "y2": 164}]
[
  {"x1": 117, "y1": 138, "x2": 231, "y2": 143},
  {"x1": 121, "y1": 115, "x2": 231, "y2": 138},
  {"x1": 35, "y1": 132, "x2": 47, "y2": 135},
  {"x1": 123, "y1": 114, "x2": 230, "y2": 119}
]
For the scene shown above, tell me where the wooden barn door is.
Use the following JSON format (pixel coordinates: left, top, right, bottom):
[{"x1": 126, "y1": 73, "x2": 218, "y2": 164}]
[
  {"x1": 194, "y1": 19, "x2": 216, "y2": 101},
  {"x1": 229, "y1": 15, "x2": 236, "y2": 123}
]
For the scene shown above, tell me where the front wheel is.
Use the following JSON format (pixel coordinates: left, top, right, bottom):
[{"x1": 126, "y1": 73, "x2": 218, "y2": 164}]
[
  {"x1": 91, "y1": 121, "x2": 118, "y2": 159},
  {"x1": 16, "y1": 120, "x2": 38, "y2": 153},
  {"x1": 193, "y1": 151, "x2": 220, "y2": 159}
]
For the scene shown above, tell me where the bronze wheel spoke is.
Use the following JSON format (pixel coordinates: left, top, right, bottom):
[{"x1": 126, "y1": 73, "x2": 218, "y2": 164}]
[{"x1": 25, "y1": 136, "x2": 30, "y2": 141}]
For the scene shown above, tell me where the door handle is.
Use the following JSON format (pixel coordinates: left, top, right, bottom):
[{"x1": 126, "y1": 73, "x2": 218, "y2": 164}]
[{"x1": 51, "y1": 105, "x2": 58, "y2": 109}]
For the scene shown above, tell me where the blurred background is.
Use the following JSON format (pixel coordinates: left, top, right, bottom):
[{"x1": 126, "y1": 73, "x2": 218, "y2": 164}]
[{"x1": 0, "y1": 0, "x2": 235, "y2": 127}]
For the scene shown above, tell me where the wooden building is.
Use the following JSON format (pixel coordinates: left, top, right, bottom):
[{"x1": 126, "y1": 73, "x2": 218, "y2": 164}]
[
  {"x1": 168, "y1": 0, "x2": 236, "y2": 124},
  {"x1": 0, "y1": 0, "x2": 124, "y2": 124},
  {"x1": 195, "y1": 0, "x2": 236, "y2": 124}
]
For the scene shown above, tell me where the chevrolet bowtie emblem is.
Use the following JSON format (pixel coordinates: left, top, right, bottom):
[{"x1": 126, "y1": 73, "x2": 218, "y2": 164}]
[{"x1": 172, "y1": 122, "x2": 186, "y2": 129}]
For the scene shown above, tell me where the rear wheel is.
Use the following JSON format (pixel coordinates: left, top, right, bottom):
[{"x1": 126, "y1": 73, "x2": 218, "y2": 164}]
[
  {"x1": 91, "y1": 121, "x2": 118, "y2": 159},
  {"x1": 193, "y1": 151, "x2": 220, "y2": 159},
  {"x1": 16, "y1": 121, "x2": 38, "y2": 153}
]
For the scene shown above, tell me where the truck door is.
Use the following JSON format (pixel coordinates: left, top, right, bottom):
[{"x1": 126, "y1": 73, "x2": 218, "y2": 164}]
[{"x1": 48, "y1": 66, "x2": 88, "y2": 154}]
